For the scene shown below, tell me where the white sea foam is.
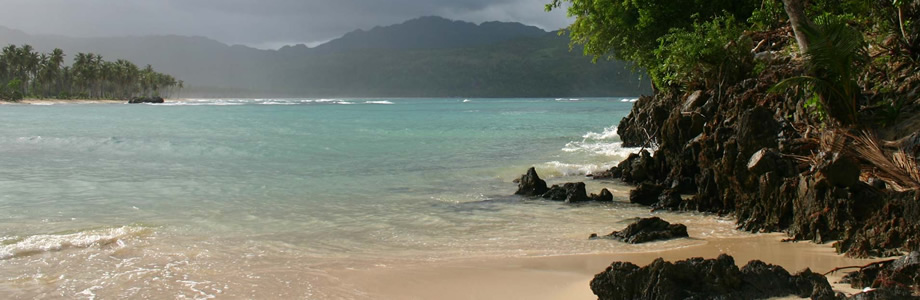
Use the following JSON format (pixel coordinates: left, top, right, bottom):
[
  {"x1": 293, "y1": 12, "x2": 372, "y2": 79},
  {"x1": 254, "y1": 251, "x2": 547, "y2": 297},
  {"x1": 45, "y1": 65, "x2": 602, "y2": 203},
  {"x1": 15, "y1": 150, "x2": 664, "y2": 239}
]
[
  {"x1": 365, "y1": 100, "x2": 394, "y2": 105},
  {"x1": 0, "y1": 226, "x2": 150, "y2": 260},
  {"x1": 541, "y1": 161, "x2": 617, "y2": 176},
  {"x1": 582, "y1": 126, "x2": 620, "y2": 140},
  {"x1": 462, "y1": 99, "x2": 472, "y2": 103},
  {"x1": 563, "y1": 126, "x2": 644, "y2": 160}
]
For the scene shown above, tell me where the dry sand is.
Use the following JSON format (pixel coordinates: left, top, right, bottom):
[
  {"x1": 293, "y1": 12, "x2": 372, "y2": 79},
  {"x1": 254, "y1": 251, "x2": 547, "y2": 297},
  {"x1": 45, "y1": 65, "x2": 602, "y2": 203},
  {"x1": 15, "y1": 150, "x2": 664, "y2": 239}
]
[{"x1": 337, "y1": 233, "x2": 883, "y2": 300}]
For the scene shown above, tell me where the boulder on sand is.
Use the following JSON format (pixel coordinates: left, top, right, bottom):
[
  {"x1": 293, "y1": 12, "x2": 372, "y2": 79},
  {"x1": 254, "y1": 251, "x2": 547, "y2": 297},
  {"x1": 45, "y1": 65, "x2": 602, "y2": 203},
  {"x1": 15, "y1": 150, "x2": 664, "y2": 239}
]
[
  {"x1": 590, "y1": 254, "x2": 837, "y2": 300},
  {"x1": 589, "y1": 217, "x2": 688, "y2": 244}
]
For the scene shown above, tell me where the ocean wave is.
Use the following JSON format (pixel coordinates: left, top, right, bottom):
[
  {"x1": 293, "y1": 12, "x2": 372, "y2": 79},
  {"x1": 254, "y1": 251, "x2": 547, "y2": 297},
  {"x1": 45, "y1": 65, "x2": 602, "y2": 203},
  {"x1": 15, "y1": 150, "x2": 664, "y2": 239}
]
[
  {"x1": 541, "y1": 161, "x2": 617, "y2": 176},
  {"x1": 364, "y1": 100, "x2": 394, "y2": 105},
  {"x1": 620, "y1": 98, "x2": 639, "y2": 103},
  {"x1": 564, "y1": 126, "x2": 644, "y2": 160},
  {"x1": 582, "y1": 126, "x2": 620, "y2": 140},
  {"x1": 0, "y1": 226, "x2": 151, "y2": 260},
  {"x1": 259, "y1": 101, "x2": 298, "y2": 105},
  {"x1": 555, "y1": 98, "x2": 581, "y2": 101}
]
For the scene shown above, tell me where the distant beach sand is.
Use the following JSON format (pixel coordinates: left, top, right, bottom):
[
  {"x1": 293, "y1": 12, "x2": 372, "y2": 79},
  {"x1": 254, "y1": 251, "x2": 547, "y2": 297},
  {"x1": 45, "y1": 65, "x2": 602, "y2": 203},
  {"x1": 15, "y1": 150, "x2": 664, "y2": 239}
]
[{"x1": 338, "y1": 233, "x2": 882, "y2": 300}]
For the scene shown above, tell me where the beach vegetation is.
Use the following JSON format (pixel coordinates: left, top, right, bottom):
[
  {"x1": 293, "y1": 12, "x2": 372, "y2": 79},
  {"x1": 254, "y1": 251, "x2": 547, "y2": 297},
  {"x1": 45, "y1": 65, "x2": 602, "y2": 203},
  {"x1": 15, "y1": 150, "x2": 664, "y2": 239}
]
[
  {"x1": 772, "y1": 15, "x2": 868, "y2": 126},
  {"x1": 0, "y1": 44, "x2": 181, "y2": 100}
]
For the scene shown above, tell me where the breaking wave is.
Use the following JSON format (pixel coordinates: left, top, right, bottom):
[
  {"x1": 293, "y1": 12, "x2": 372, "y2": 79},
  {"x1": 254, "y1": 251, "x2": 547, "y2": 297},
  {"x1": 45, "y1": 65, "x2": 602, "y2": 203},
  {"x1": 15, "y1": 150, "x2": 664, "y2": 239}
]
[{"x1": 0, "y1": 226, "x2": 152, "y2": 260}]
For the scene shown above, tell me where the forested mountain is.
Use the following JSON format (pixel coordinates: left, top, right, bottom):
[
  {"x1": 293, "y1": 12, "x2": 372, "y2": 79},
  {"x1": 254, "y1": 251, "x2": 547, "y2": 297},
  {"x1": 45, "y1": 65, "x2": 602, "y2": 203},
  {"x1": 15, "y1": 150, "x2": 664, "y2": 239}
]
[{"x1": 0, "y1": 17, "x2": 650, "y2": 97}]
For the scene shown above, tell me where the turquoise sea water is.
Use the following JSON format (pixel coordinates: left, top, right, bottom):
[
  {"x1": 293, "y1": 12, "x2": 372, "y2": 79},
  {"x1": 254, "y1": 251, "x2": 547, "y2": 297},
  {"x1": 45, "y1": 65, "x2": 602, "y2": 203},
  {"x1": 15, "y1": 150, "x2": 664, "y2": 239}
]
[{"x1": 0, "y1": 98, "x2": 741, "y2": 298}]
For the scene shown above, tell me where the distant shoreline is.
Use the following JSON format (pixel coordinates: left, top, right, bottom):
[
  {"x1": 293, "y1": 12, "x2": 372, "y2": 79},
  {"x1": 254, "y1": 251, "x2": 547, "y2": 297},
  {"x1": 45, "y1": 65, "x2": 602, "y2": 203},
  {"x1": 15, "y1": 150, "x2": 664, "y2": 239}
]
[{"x1": 1, "y1": 99, "x2": 183, "y2": 105}]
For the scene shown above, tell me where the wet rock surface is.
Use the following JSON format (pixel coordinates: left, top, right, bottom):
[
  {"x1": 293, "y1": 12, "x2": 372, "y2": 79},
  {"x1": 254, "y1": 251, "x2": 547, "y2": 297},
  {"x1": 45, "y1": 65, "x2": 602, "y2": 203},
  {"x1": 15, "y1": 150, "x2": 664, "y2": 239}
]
[
  {"x1": 514, "y1": 167, "x2": 548, "y2": 196},
  {"x1": 590, "y1": 254, "x2": 837, "y2": 300},
  {"x1": 542, "y1": 182, "x2": 588, "y2": 203},
  {"x1": 513, "y1": 168, "x2": 615, "y2": 203},
  {"x1": 589, "y1": 217, "x2": 688, "y2": 244}
]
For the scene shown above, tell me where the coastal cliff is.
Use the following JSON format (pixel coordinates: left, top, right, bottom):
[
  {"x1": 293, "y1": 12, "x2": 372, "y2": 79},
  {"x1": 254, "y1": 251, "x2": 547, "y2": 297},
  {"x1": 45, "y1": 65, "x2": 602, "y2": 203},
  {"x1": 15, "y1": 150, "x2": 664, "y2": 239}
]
[{"x1": 586, "y1": 25, "x2": 920, "y2": 297}]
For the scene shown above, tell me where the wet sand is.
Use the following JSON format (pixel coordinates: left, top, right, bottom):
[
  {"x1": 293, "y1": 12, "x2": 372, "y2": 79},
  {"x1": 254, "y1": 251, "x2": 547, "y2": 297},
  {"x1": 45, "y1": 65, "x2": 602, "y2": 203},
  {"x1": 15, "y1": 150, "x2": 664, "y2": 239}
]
[{"x1": 339, "y1": 233, "x2": 883, "y2": 300}]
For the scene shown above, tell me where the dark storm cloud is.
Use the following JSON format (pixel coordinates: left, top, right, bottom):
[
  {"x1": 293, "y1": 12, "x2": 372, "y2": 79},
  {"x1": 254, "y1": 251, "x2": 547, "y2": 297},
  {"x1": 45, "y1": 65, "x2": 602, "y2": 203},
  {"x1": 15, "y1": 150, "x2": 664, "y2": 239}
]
[{"x1": 0, "y1": 0, "x2": 570, "y2": 49}]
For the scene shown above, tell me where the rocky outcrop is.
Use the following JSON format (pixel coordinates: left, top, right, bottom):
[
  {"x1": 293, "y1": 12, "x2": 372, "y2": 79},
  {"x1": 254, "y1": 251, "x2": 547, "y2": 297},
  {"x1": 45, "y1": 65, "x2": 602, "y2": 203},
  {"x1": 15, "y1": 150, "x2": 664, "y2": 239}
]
[
  {"x1": 590, "y1": 254, "x2": 837, "y2": 300},
  {"x1": 514, "y1": 168, "x2": 614, "y2": 203},
  {"x1": 589, "y1": 188, "x2": 613, "y2": 202},
  {"x1": 542, "y1": 182, "x2": 589, "y2": 203},
  {"x1": 629, "y1": 182, "x2": 664, "y2": 206},
  {"x1": 128, "y1": 96, "x2": 165, "y2": 104},
  {"x1": 589, "y1": 217, "x2": 688, "y2": 244},
  {"x1": 596, "y1": 46, "x2": 920, "y2": 257},
  {"x1": 842, "y1": 251, "x2": 920, "y2": 298},
  {"x1": 515, "y1": 167, "x2": 548, "y2": 196}
]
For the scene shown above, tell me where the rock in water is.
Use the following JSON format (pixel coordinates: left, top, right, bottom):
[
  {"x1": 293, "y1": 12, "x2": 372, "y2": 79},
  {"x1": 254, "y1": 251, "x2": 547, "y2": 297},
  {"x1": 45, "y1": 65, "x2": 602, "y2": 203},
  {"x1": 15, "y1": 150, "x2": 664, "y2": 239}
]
[
  {"x1": 542, "y1": 182, "x2": 589, "y2": 203},
  {"x1": 590, "y1": 217, "x2": 688, "y2": 244},
  {"x1": 590, "y1": 188, "x2": 614, "y2": 202},
  {"x1": 590, "y1": 254, "x2": 838, "y2": 300},
  {"x1": 514, "y1": 167, "x2": 548, "y2": 196},
  {"x1": 128, "y1": 97, "x2": 165, "y2": 104}
]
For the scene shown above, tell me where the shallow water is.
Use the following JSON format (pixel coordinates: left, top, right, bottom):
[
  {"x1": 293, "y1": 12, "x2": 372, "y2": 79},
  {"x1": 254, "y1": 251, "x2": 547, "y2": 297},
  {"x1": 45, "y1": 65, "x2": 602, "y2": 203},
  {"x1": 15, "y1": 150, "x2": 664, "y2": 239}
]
[{"x1": 0, "y1": 97, "x2": 753, "y2": 298}]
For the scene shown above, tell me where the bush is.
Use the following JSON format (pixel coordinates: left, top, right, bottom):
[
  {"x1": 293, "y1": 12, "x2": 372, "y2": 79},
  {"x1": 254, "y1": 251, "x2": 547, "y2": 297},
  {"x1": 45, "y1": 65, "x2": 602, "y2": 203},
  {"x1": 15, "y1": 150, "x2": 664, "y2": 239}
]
[
  {"x1": 0, "y1": 79, "x2": 23, "y2": 101},
  {"x1": 652, "y1": 15, "x2": 753, "y2": 90}
]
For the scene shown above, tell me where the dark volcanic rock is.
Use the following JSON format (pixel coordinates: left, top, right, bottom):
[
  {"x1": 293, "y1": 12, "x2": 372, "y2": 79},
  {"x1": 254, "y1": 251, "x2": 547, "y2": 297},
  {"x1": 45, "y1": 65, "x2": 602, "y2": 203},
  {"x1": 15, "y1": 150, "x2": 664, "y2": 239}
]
[
  {"x1": 816, "y1": 152, "x2": 861, "y2": 188},
  {"x1": 591, "y1": 217, "x2": 688, "y2": 244},
  {"x1": 629, "y1": 182, "x2": 664, "y2": 206},
  {"x1": 589, "y1": 188, "x2": 614, "y2": 202},
  {"x1": 515, "y1": 167, "x2": 548, "y2": 196},
  {"x1": 590, "y1": 254, "x2": 838, "y2": 300},
  {"x1": 843, "y1": 251, "x2": 920, "y2": 298},
  {"x1": 542, "y1": 182, "x2": 589, "y2": 203},
  {"x1": 128, "y1": 96, "x2": 165, "y2": 104}
]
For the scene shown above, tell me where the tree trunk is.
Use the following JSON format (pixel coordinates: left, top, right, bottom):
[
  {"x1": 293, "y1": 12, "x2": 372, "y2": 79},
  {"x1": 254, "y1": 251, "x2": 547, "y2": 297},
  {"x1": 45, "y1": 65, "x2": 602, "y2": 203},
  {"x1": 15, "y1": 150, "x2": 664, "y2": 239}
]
[{"x1": 783, "y1": 0, "x2": 812, "y2": 54}]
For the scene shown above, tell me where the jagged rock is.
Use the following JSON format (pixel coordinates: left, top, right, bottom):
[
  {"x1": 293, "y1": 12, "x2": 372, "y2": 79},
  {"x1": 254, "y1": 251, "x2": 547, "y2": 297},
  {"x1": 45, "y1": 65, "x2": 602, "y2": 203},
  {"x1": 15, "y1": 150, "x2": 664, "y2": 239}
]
[
  {"x1": 736, "y1": 106, "x2": 780, "y2": 159},
  {"x1": 682, "y1": 90, "x2": 707, "y2": 112},
  {"x1": 542, "y1": 182, "x2": 589, "y2": 203},
  {"x1": 816, "y1": 152, "x2": 861, "y2": 188},
  {"x1": 629, "y1": 182, "x2": 664, "y2": 206},
  {"x1": 616, "y1": 150, "x2": 658, "y2": 183},
  {"x1": 589, "y1": 188, "x2": 614, "y2": 202},
  {"x1": 515, "y1": 167, "x2": 548, "y2": 196},
  {"x1": 590, "y1": 217, "x2": 688, "y2": 244},
  {"x1": 652, "y1": 189, "x2": 683, "y2": 211},
  {"x1": 128, "y1": 96, "x2": 165, "y2": 104},
  {"x1": 843, "y1": 251, "x2": 920, "y2": 297},
  {"x1": 748, "y1": 148, "x2": 781, "y2": 175},
  {"x1": 590, "y1": 254, "x2": 838, "y2": 300}
]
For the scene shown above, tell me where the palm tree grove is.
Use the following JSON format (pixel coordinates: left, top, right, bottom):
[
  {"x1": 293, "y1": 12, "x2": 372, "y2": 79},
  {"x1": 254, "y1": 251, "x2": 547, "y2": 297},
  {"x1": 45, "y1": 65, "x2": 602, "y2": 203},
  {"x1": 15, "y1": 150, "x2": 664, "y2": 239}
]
[{"x1": 0, "y1": 44, "x2": 181, "y2": 101}]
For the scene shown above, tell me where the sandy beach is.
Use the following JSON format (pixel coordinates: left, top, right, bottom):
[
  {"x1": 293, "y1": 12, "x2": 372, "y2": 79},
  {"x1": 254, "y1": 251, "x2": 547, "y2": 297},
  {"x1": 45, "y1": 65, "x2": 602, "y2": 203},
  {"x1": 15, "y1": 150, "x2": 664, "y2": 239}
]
[{"x1": 339, "y1": 233, "x2": 882, "y2": 300}]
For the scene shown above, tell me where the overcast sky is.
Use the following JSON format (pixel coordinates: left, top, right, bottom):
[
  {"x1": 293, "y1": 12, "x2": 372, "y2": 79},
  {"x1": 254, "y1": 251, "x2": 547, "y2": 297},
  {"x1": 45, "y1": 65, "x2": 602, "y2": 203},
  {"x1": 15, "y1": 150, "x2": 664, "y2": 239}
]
[{"x1": 0, "y1": 0, "x2": 572, "y2": 49}]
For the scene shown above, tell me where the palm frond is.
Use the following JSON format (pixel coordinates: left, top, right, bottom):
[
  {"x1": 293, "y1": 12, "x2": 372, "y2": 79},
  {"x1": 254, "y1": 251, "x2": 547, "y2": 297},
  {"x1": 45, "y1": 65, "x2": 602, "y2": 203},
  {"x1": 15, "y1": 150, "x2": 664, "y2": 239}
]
[{"x1": 847, "y1": 130, "x2": 920, "y2": 191}]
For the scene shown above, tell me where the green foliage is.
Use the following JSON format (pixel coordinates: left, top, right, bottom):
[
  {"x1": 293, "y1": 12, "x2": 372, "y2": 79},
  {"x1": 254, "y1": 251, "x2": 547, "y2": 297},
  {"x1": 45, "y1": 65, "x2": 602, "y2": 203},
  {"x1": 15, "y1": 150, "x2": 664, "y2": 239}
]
[
  {"x1": 653, "y1": 15, "x2": 752, "y2": 89},
  {"x1": 772, "y1": 15, "x2": 868, "y2": 125},
  {"x1": 546, "y1": 0, "x2": 757, "y2": 88},
  {"x1": 1, "y1": 79, "x2": 23, "y2": 101},
  {"x1": 0, "y1": 44, "x2": 181, "y2": 100},
  {"x1": 748, "y1": 0, "x2": 786, "y2": 30}
]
